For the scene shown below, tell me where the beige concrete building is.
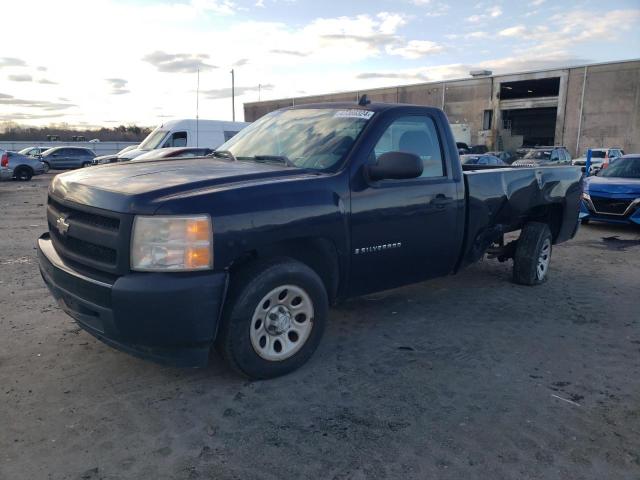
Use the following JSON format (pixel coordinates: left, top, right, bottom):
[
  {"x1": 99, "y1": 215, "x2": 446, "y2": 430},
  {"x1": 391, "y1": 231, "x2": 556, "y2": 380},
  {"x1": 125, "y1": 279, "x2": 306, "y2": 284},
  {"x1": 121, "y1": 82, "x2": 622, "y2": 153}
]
[{"x1": 244, "y1": 59, "x2": 640, "y2": 157}]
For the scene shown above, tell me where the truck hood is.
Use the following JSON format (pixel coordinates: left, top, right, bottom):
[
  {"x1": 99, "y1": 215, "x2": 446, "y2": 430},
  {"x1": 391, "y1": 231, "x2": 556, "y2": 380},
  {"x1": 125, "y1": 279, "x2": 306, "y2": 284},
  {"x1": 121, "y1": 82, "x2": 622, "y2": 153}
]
[
  {"x1": 584, "y1": 176, "x2": 640, "y2": 196},
  {"x1": 50, "y1": 157, "x2": 315, "y2": 213}
]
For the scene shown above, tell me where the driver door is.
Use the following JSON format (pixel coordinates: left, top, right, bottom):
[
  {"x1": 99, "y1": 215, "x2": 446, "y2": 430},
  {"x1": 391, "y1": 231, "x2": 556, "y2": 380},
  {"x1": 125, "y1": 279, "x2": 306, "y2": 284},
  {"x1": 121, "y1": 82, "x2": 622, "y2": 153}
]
[{"x1": 348, "y1": 113, "x2": 464, "y2": 296}]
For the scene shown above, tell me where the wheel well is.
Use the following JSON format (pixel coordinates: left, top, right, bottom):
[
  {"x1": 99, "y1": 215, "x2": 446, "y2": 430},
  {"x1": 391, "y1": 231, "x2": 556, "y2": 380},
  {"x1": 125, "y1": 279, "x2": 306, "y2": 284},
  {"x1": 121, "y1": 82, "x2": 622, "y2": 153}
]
[
  {"x1": 14, "y1": 165, "x2": 33, "y2": 175},
  {"x1": 523, "y1": 203, "x2": 563, "y2": 241},
  {"x1": 228, "y1": 238, "x2": 341, "y2": 302}
]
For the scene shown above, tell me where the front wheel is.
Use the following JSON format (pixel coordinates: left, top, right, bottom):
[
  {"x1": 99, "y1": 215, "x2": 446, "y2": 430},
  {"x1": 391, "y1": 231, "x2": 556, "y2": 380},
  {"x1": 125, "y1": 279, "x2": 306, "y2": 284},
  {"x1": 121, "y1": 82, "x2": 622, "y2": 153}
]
[
  {"x1": 216, "y1": 258, "x2": 328, "y2": 379},
  {"x1": 42, "y1": 161, "x2": 50, "y2": 173},
  {"x1": 513, "y1": 222, "x2": 552, "y2": 286}
]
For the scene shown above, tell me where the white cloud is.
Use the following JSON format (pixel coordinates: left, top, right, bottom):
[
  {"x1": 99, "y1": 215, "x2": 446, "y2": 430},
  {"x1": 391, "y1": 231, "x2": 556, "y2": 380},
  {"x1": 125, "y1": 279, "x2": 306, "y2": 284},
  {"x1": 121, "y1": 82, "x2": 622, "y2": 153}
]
[
  {"x1": 466, "y1": 4, "x2": 502, "y2": 22},
  {"x1": 466, "y1": 31, "x2": 489, "y2": 39},
  {"x1": 530, "y1": 0, "x2": 545, "y2": 5},
  {"x1": 386, "y1": 40, "x2": 445, "y2": 59},
  {"x1": 498, "y1": 25, "x2": 526, "y2": 37}
]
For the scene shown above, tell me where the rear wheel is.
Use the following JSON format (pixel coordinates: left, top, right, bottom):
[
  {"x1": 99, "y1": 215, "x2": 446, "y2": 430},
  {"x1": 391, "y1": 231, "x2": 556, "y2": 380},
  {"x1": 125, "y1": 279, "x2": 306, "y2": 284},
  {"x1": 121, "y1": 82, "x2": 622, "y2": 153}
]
[
  {"x1": 82, "y1": 162, "x2": 91, "y2": 168},
  {"x1": 43, "y1": 161, "x2": 51, "y2": 172},
  {"x1": 513, "y1": 222, "x2": 552, "y2": 285},
  {"x1": 216, "y1": 258, "x2": 328, "y2": 379},
  {"x1": 14, "y1": 166, "x2": 33, "y2": 181}
]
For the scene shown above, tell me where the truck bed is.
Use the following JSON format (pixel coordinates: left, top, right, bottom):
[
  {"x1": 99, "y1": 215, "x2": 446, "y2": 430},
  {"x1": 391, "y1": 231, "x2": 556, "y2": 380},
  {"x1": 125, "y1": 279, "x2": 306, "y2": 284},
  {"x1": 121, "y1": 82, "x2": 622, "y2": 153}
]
[{"x1": 458, "y1": 165, "x2": 583, "y2": 269}]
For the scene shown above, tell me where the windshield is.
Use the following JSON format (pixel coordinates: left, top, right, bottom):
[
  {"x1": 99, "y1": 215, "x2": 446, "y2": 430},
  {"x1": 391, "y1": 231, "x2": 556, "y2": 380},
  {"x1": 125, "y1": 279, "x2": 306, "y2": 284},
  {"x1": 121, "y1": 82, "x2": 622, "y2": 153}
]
[
  {"x1": 217, "y1": 108, "x2": 373, "y2": 171},
  {"x1": 139, "y1": 128, "x2": 168, "y2": 150},
  {"x1": 524, "y1": 150, "x2": 551, "y2": 160},
  {"x1": 41, "y1": 148, "x2": 58, "y2": 156},
  {"x1": 19, "y1": 147, "x2": 34, "y2": 155},
  {"x1": 584, "y1": 150, "x2": 606, "y2": 158},
  {"x1": 598, "y1": 157, "x2": 640, "y2": 179}
]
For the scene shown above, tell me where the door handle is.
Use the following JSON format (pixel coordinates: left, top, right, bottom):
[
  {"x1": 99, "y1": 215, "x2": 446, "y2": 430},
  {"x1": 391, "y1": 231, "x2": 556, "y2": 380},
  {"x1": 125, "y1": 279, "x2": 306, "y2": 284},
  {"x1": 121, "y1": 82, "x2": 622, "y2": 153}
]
[{"x1": 431, "y1": 194, "x2": 453, "y2": 209}]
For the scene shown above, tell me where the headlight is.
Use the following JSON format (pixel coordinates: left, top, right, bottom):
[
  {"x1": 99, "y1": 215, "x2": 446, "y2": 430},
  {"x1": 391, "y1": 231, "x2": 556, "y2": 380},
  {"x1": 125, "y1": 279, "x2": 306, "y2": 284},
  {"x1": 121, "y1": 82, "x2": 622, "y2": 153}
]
[{"x1": 130, "y1": 215, "x2": 213, "y2": 271}]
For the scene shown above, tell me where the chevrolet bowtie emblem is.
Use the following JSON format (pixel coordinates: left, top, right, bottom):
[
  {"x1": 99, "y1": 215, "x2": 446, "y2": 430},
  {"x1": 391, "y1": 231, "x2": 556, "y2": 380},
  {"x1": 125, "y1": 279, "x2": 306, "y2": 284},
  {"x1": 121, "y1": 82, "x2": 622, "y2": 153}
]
[{"x1": 56, "y1": 215, "x2": 70, "y2": 236}]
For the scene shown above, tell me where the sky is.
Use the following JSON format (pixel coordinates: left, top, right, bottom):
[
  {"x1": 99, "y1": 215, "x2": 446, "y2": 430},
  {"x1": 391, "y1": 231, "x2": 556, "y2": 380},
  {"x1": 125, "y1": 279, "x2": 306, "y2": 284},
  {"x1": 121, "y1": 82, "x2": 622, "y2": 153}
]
[{"x1": 1, "y1": 0, "x2": 639, "y2": 127}]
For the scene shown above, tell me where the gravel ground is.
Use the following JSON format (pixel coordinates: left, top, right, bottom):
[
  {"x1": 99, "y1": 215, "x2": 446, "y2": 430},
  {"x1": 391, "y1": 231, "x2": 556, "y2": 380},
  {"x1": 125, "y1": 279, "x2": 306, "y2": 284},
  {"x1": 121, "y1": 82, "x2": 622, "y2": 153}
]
[{"x1": 1, "y1": 172, "x2": 639, "y2": 480}]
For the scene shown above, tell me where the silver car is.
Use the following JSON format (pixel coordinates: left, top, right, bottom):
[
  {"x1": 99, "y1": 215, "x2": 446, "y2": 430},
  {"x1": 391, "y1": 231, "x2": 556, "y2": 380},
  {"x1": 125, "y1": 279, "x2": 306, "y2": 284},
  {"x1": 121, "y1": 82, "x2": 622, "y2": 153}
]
[
  {"x1": 0, "y1": 149, "x2": 47, "y2": 181},
  {"x1": 18, "y1": 146, "x2": 47, "y2": 158}
]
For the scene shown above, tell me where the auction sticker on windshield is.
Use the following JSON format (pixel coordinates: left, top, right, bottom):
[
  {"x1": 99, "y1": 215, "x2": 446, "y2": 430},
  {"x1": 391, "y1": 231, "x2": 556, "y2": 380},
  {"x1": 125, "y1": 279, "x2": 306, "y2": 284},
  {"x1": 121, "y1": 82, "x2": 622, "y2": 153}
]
[{"x1": 334, "y1": 110, "x2": 375, "y2": 120}]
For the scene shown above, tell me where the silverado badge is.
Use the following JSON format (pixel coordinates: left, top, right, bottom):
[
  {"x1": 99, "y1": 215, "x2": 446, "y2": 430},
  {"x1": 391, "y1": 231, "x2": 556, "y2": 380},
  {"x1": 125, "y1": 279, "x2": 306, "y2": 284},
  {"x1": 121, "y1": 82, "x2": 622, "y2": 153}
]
[{"x1": 56, "y1": 215, "x2": 70, "y2": 236}]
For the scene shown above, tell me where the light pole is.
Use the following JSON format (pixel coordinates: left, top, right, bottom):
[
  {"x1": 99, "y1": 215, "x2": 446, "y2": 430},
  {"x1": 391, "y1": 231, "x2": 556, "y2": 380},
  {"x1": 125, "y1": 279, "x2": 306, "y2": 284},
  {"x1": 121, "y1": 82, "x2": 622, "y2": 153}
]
[{"x1": 230, "y1": 69, "x2": 235, "y2": 122}]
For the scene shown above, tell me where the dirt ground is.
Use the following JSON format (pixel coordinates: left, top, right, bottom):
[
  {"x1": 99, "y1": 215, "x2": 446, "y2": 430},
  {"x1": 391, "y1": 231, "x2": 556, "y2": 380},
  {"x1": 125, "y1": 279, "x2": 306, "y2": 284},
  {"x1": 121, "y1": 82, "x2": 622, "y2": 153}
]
[{"x1": 1, "y1": 172, "x2": 639, "y2": 480}]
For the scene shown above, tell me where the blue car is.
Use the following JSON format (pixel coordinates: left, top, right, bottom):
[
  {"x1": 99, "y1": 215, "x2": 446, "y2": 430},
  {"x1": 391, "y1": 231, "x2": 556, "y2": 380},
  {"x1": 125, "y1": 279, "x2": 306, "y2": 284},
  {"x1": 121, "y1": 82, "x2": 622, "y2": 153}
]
[{"x1": 580, "y1": 154, "x2": 640, "y2": 225}]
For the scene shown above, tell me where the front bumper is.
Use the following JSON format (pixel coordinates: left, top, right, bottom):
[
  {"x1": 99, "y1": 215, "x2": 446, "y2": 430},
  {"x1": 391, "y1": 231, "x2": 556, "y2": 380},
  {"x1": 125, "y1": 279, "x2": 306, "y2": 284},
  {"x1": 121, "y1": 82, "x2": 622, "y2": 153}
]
[
  {"x1": 37, "y1": 233, "x2": 227, "y2": 367},
  {"x1": 580, "y1": 199, "x2": 640, "y2": 225}
]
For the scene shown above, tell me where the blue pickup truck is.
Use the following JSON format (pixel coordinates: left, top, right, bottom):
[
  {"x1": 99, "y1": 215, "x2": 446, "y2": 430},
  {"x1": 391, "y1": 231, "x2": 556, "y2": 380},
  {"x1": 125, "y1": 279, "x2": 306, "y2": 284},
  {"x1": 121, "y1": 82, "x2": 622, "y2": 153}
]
[{"x1": 37, "y1": 102, "x2": 582, "y2": 378}]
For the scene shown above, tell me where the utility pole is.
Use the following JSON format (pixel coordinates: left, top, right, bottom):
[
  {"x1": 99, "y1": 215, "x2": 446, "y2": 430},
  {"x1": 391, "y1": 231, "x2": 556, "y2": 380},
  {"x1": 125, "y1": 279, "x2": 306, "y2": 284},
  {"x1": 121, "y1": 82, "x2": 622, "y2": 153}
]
[
  {"x1": 231, "y1": 69, "x2": 236, "y2": 121},
  {"x1": 196, "y1": 68, "x2": 199, "y2": 147}
]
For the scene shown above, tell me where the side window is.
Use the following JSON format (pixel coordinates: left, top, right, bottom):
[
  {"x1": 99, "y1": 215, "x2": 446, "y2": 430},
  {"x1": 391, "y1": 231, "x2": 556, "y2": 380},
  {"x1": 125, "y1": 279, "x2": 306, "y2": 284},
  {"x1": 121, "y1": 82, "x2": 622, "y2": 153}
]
[
  {"x1": 372, "y1": 115, "x2": 444, "y2": 178},
  {"x1": 224, "y1": 130, "x2": 239, "y2": 142},
  {"x1": 164, "y1": 131, "x2": 187, "y2": 148},
  {"x1": 563, "y1": 150, "x2": 570, "y2": 161},
  {"x1": 550, "y1": 150, "x2": 560, "y2": 162}
]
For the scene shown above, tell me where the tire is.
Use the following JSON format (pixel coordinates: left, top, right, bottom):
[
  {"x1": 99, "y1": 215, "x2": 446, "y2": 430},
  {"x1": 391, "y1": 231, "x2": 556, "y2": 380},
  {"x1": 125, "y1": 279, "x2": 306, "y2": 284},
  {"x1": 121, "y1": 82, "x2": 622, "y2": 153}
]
[
  {"x1": 14, "y1": 166, "x2": 33, "y2": 181},
  {"x1": 216, "y1": 257, "x2": 328, "y2": 379},
  {"x1": 513, "y1": 222, "x2": 553, "y2": 286},
  {"x1": 581, "y1": 218, "x2": 590, "y2": 225},
  {"x1": 82, "y1": 162, "x2": 91, "y2": 168},
  {"x1": 43, "y1": 161, "x2": 51, "y2": 172}
]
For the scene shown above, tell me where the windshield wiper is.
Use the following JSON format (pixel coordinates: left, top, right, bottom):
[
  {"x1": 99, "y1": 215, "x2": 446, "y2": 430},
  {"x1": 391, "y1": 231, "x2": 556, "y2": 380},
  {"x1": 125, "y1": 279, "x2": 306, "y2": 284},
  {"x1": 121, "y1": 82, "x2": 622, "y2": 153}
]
[
  {"x1": 252, "y1": 155, "x2": 296, "y2": 168},
  {"x1": 208, "y1": 150, "x2": 238, "y2": 162}
]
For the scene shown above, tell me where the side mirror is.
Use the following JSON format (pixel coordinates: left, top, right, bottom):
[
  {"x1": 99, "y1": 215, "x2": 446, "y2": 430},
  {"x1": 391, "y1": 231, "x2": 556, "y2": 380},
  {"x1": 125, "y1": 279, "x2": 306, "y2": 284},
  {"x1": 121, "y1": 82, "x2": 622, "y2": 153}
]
[{"x1": 368, "y1": 151, "x2": 423, "y2": 181}]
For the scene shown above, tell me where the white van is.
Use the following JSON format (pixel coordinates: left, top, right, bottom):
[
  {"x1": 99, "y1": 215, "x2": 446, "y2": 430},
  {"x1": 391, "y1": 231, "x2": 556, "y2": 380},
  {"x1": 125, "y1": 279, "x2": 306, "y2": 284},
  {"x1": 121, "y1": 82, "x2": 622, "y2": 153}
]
[{"x1": 118, "y1": 119, "x2": 250, "y2": 161}]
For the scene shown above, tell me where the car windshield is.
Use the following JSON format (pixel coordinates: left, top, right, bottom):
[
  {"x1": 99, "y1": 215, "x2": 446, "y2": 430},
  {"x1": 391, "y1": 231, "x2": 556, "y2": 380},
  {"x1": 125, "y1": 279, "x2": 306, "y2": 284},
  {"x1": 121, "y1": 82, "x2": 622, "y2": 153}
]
[
  {"x1": 598, "y1": 157, "x2": 640, "y2": 179},
  {"x1": 216, "y1": 108, "x2": 373, "y2": 171},
  {"x1": 584, "y1": 150, "x2": 606, "y2": 158},
  {"x1": 18, "y1": 147, "x2": 34, "y2": 155},
  {"x1": 524, "y1": 150, "x2": 551, "y2": 160},
  {"x1": 139, "y1": 128, "x2": 169, "y2": 150}
]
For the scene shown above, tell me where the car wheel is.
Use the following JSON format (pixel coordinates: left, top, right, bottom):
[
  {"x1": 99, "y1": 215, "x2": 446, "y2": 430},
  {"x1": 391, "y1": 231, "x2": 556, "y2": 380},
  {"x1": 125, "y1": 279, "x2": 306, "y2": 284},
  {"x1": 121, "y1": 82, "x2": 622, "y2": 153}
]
[
  {"x1": 14, "y1": 166, "x2": 33, "y2": 181},
  {"x1": 581, "y1": 218, "x2": 590, "y2": 225},
  {"x1": 216, "y1": 257, "x2": 328, "y2": 379},
  {"x1": 82, "y1": 162, "x2": 91, "y2": 168},
  {"x1": 42, "y1": 162, "x2": 50, "y2": 173},
  {"x1": 513, "y1": 222, "x2": 552, "y2": 286}
]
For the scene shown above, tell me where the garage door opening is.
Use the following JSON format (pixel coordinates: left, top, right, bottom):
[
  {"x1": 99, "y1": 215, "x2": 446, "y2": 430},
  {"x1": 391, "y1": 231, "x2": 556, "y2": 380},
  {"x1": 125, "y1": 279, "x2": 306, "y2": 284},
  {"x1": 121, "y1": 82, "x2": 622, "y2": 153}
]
[{"x1": 502, "y1": 107, "x2": 557, "y2": 147}]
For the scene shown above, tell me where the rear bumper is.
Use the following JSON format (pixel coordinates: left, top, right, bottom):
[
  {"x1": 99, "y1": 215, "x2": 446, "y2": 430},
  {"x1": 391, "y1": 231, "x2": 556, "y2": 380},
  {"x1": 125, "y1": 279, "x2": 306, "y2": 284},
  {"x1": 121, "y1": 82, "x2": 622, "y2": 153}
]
[
  {"x1": 0, "y1": 167, "x2": 13, "y2": 180},
  {"x1": 37, "y1": 233, "x2": 227, "y2": 367}
]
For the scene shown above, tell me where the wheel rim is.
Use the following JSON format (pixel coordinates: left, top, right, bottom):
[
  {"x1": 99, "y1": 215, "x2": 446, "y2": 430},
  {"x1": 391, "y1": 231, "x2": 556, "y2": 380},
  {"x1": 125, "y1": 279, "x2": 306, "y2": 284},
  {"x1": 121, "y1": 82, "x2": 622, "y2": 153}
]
[
  {"x1": 536, "y1": 238, "x2": 551, "y2": 280},
  {"x1": 250, "y1": 284, "x2": 314, "y2": 361}
]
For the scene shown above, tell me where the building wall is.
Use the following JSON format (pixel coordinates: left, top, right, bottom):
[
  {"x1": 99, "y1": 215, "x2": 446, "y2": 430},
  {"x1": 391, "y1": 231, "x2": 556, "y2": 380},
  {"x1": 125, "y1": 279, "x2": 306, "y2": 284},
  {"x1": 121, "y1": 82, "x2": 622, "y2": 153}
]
[{"x1": 244, "y1": 60, "x2": 640, "y2": 156}]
